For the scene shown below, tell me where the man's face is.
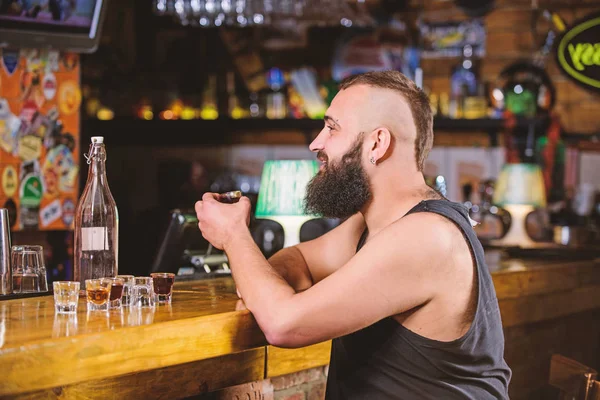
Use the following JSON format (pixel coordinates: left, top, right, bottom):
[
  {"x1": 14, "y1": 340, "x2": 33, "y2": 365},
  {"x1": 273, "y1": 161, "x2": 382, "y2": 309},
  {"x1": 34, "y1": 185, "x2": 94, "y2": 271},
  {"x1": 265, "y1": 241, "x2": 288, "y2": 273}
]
[
  {"x1": 304, "y1": 133, "x2": 371, "y2": 219},
  {"x1": 304, "y1": 86, "x2": 373, "y2": 219}
]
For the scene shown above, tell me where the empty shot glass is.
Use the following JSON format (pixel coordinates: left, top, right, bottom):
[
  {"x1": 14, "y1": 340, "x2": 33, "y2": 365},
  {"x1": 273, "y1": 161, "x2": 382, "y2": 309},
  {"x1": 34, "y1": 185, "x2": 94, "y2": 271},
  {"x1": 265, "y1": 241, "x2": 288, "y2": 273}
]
[
  {"x1": 116, "y1": 275, "x2": 135, "y2": 306},
  {"x1": 85, "y1": 278, "x2": 111, "y2": 311},
  {"x1": 53, "y1": 281, "x2": 80, "y2": 314},
  {"x1": 102, "y1": 277, "x2": 125, "y2": 309},
  {"x1": 132, "y1": 277, "x2": 155, "y2": 308},
  {"x1": 150, "y1": 272, "x2": 175, "y2": 304}
]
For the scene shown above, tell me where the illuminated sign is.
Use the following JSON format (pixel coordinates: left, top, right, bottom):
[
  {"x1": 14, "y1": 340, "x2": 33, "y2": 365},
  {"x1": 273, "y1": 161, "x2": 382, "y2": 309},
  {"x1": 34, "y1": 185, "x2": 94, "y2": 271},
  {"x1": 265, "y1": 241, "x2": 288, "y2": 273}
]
[{"x1": 556, "y1": 12, "x2": 600, "y2": 92}]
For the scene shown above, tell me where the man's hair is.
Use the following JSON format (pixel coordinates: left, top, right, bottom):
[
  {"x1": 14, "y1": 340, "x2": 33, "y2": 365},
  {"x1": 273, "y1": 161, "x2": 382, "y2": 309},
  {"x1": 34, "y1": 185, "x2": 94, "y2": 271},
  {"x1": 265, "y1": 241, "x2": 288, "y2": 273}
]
[{"x1": 339, "y1": 70, "x2": 434, "y2": 171}]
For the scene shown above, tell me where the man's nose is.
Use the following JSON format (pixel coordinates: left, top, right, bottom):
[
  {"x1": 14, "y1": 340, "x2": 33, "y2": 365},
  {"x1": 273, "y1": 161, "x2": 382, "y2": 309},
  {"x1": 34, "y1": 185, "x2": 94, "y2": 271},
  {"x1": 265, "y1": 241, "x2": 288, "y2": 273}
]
[{"x1": 309, "y1": 128, "x2": 328, "y2": 152}]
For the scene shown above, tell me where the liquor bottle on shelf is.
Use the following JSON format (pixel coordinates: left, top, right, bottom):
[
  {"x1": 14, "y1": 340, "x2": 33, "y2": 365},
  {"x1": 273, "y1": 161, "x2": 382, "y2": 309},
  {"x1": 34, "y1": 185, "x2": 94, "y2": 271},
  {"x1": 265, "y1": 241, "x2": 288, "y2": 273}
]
[
  {"x1": 74, "y1": 136, "x2": 118, "y2": 293},
  {"x1": 200, "y1": 75, "x2": 219, "y2": 120},
  {"x1": 266, "y1": 67, "x2": 287, "y2": 119},
  {"x1": 227, "y1": 71, "x2": 247, "y2": 119},
  {"x1": 450, "y1": 45, "x2": 479, "y2": 119}
]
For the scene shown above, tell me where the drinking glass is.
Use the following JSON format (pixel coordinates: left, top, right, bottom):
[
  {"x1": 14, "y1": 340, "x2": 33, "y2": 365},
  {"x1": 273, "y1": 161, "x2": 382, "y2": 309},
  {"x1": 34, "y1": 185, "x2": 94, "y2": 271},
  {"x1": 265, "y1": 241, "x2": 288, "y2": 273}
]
[
  {"x1": 116, "y1": 275, "x2": 135, "y2": 306},
  {"x1": 53, "y1": 281, "x2": 80, "y2": 313},
  {"x1": 11, "y1": 245, "x2": 42, "y2": 293},
  {"x1": 132, "y1": 277, "x2": 155, "y2": 308},
  {"x1": 150, "y1": 272, "x2": 175, "y2": 304},
  {"x1": 85, "y1": 278, "x2": 111, "y2": 311},
  {"x1": 102, "y1": 277, "x2": 125, "y2": 309}
]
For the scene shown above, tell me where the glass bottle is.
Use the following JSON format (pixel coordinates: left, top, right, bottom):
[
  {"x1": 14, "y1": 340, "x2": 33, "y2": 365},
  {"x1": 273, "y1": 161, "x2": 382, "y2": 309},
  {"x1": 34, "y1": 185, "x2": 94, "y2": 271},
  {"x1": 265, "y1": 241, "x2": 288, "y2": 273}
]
[
  {"x1": 266, "y1": 67, "x2": 286, "y2": 119},
  {"x1": 74, "y1": 136, "x2": 118, "y2": 293}
]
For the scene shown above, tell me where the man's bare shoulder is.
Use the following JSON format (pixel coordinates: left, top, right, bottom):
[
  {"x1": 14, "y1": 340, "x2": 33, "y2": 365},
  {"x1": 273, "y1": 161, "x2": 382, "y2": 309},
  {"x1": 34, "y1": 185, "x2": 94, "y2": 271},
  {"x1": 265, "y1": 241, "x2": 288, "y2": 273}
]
[
  {"x1": 367, "y1": 210, "x2": 467, "y2": 276},
  {"x1": 388, "y1": 209, "x2": 458, "y2": 244}
]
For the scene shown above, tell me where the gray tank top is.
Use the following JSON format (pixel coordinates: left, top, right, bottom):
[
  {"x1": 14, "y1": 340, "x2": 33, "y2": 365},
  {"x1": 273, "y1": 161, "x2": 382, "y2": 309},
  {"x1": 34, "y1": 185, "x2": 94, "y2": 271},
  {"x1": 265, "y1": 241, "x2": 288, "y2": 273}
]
[{"x1": 325, "y1": 199, "x2": 512, "y2": 399}]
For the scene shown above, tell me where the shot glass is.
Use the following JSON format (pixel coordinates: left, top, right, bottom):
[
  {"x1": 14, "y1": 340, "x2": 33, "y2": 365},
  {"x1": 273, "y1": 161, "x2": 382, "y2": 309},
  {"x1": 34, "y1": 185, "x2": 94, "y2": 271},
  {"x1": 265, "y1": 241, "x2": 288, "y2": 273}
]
[
  {"x1": 85, "y1": 278, "x2": 111, "y2": 311},
  {"x1": 53, "y1": 281, "x2": 80, "y2": 314},
  {"x1": 102, "y1": 277, "x2": 125, "y2": 309},
  {"x1": 116, "y1": 275, "x2": 135, "y2": 306},
  {"x1": 150, "y1": 272, "x2": 175, "y2": 304},
  {"x1": 132, "y1": 277, "x2": 155, "y2": 308}
]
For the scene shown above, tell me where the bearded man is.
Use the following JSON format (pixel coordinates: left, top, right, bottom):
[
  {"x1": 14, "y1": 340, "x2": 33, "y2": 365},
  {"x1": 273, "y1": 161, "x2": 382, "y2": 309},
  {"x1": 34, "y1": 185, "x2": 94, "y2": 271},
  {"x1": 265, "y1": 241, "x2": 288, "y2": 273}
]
[{"x1": 195, "y1": 70, "x2": 511, "y2": 399}]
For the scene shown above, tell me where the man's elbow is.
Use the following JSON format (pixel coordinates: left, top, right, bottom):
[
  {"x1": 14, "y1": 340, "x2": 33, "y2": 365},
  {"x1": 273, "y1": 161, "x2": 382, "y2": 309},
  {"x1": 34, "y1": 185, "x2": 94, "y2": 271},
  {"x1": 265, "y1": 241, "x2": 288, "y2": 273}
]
[{"x1": 261, "y1": 315, "x2": 305, "y2": 348}]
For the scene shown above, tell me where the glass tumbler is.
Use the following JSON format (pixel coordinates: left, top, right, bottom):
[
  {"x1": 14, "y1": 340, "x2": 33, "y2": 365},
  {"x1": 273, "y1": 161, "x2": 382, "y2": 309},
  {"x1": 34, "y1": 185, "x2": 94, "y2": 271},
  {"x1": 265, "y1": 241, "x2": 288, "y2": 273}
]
[
  {"x1": 85, "y1": 278, "x2": 111, "y2": 311},
  {"x1": 53, "y1": 281, "x2": 80, "y2": 313},
  {"x1": 116, "y1": 275, "x2": 135, "y2": 306},
  {"x1": 11, "y1": 245, "x2": 42, "y2": 293},
  {"x1": 132, "y1": 277, "x2": 155, "y2": 308},
  {"x1": 150, "y1": 272, "x2": 175, "y2": 304}
]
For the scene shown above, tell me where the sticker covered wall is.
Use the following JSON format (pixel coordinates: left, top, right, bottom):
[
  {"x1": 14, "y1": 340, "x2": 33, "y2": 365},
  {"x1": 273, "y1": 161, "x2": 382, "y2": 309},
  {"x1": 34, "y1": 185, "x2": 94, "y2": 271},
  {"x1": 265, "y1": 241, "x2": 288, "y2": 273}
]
[{"x1": 0, "y1": 48, "x2": 79, "y2": 231}]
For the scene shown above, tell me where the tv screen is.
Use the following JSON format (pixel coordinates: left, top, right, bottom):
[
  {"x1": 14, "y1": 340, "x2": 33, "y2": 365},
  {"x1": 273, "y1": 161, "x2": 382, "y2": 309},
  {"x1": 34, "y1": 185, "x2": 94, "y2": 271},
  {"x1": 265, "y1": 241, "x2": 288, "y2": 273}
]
[{"x1": 0, "y1": 0, "x2": 108, "y2": 53}]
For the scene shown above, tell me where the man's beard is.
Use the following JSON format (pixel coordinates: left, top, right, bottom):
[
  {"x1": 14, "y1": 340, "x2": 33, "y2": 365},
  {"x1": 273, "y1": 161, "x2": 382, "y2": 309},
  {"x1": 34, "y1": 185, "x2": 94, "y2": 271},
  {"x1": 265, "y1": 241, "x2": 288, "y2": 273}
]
[{"x1": 304, "y1": 135, "x2": 372, "y2": 219}]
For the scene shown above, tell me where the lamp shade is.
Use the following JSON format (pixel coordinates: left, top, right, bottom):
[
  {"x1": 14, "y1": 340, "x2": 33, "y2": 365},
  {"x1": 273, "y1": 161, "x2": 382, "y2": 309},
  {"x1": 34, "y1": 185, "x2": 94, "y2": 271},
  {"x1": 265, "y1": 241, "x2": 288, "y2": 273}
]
[
  {"x1": 493, "y1": 163, "x2": 546, "y2": 207},
  {"x1": 255, "y1": 160, "x2": 319, "y2": 218}
]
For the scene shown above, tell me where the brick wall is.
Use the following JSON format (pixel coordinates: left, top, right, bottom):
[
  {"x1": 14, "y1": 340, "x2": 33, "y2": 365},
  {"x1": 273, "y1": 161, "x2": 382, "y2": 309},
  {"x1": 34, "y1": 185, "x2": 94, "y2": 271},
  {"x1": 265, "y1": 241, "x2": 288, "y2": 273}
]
[{"x1": 194, "y1": 366, "x2": 328, "y2": 400}]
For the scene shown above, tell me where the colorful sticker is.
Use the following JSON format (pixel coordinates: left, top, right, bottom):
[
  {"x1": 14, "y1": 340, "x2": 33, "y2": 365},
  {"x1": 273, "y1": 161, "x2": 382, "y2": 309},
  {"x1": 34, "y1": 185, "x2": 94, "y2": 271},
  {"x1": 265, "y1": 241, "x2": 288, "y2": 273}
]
[
  {"x1": 47, "y1": 51, "x2": 60, "y2": 72},
  {"x1": 19, "y1": 100, "x2": 39, "y2": 124},
  {"x1": 43, "y1": 72, "x2": 57, "y2": 100},
  {"x1": 62, "y1": 199, "x2": 75, "y2": 227},
  {"x1": 44, "y1": 144, "x2": 77, "y2": 193},
  {"x1": 0, "y1": 98, "x2": 21, "y2": 153},
  {"x1": 18, "y1": 136, "x2": 43, "y2": 162},
  {"x1": 58, "y1": 81, "x2": 81, "y2": 115},
  {"x1": 40, "y1": 199, "x2": 62, "y2": 228},
  {"x1": 21, "y1": 49, "x2": 44, "y2": 73},
  {"x1": 20, "y1": 68, "x2": 45, "y2": 109},
  {"x1": 1, "y1": 50, "x2": 19, "y2": 75},
  {"x1": 3, "y1": 199, "x2": 17, "y2": 228},
  {"x1": 61, "y1": 53, "x2": 78, "y2": 71},
  {"x1": 20, "y1": 174, "x2": 43, "y2": 208},
  {"x1": 2, "y1": 166, "x2": 18, "y2": 198},
  {"x1": 42, "y1": 166, "x2": 59, "y2": 198}
]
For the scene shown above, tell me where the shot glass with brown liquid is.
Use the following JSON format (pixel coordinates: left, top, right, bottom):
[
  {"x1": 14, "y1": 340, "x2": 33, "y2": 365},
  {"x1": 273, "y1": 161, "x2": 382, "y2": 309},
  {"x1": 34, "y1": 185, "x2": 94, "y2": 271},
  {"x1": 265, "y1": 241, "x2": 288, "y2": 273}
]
[
  {"x1": 150, "y1": 273, "x2": 175, "y2": 304},
  {"x1": 85, "y1": 278, "x2": 111, "y2": 311},
  {"x1": 102, "y1": 277, "x2": 125, "y2": 309}
]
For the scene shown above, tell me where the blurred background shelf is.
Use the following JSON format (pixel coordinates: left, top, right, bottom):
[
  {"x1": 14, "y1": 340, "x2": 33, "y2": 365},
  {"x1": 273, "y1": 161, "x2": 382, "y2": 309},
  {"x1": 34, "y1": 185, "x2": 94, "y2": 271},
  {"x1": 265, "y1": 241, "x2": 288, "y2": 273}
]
[{"x1": 83, "y1": 116, "x2": 587, "y2": 147}]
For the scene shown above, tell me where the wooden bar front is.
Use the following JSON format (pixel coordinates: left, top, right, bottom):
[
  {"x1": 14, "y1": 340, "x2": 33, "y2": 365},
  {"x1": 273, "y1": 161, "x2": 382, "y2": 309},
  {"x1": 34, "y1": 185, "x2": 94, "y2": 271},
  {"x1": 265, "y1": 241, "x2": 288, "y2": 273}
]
[{"x1": 1, "y1": 257, "x2": 599, "y2": 399}]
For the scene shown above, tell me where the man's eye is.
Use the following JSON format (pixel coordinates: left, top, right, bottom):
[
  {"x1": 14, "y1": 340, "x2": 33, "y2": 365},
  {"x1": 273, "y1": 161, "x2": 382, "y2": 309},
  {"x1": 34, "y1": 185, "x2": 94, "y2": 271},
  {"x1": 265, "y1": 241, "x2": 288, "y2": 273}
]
[{"x1": 326, "y1": 125, "x2": 335, "y2": 132}]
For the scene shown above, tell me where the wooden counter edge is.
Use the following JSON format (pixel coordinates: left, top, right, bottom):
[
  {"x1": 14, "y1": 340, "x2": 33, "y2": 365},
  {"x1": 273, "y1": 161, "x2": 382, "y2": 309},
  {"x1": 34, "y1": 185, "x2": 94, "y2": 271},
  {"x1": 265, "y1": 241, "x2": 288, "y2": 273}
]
[
  {"x1": 1, "y1": 310, "x2": 267, "y2": 396},
  {"x1": 6, "y1": 348, "x2": 266, "y2": 400},
  {"x1": 267, "y1": 341, "x2": 333, "y2": 378}
]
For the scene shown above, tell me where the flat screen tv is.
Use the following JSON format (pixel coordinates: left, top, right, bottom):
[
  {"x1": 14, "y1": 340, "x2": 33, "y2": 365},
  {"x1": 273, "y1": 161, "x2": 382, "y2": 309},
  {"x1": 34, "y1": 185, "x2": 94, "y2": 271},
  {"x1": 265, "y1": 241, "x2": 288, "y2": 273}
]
[{"x1": 0, "y1": 0, "x2": 109, "y2": 53}]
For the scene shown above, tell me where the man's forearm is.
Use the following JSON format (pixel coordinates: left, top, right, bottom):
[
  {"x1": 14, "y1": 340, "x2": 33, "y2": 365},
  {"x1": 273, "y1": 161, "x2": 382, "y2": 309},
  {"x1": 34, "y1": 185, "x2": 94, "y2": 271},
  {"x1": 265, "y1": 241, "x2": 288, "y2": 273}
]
[
  {"x1": 268, "y1": 246, "x2": 313, "y2": 292},
  {"x1": 224, "y1": 229, "x2": 296, "y2": 327}
]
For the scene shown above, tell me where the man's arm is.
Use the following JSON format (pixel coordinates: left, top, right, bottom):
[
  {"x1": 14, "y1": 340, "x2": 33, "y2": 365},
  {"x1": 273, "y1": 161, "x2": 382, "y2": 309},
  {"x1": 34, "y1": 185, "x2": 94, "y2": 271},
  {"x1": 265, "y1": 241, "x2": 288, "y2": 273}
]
[
  {"x1": 267, "y1": 246, "x2": 312, "y2": 292},
  {"x1": 225, "y1": 212, "x2": 455, "y2": 348},
  {"x1": 263, "y1": 213, "x2": 366, "y2": 293}
]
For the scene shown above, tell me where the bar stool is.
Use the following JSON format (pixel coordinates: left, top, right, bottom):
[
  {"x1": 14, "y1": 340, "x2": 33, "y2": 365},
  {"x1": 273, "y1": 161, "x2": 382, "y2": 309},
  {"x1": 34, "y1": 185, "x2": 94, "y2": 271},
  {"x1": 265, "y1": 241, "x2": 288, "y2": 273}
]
[{"x1": 549, "y1": 354, "x2": 600, "y2": 400}]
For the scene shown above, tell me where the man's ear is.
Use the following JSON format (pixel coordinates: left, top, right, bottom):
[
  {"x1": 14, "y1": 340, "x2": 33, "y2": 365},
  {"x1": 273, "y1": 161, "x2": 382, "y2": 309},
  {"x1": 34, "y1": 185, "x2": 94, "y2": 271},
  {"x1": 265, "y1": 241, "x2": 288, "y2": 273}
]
[{"x1": 369, "y1": 127, "x2": 393, "y2": 164}]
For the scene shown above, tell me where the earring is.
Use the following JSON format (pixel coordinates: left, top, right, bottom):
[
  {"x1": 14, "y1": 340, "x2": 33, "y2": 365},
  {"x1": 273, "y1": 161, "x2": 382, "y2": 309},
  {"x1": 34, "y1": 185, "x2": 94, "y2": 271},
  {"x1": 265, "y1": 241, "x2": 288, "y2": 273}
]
[{"x1": 370, "y1": 157, "x2": 376, "y2": 165}]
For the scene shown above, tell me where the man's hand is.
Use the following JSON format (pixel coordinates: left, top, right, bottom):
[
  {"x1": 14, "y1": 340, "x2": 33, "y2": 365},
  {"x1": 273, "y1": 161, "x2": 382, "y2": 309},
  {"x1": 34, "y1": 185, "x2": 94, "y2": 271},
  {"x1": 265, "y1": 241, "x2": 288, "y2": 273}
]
[{"x1": 194, "y1": 192, "x2": 251, "y2": 250}]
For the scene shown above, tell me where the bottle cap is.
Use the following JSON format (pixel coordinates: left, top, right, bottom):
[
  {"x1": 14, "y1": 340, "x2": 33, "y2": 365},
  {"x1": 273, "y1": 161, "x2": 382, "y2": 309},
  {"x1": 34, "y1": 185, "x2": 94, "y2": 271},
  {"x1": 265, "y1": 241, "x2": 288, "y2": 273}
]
[{"x1": 91, "y1": 136, "x2": 104, "y2": 144}]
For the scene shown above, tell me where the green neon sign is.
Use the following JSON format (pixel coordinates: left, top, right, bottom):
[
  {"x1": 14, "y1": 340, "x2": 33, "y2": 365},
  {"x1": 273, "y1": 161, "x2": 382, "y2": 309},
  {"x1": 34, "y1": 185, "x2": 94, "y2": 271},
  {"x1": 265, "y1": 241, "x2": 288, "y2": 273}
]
[{"x1": 556, "y1": 13, "x2": 600, "y2": 92}]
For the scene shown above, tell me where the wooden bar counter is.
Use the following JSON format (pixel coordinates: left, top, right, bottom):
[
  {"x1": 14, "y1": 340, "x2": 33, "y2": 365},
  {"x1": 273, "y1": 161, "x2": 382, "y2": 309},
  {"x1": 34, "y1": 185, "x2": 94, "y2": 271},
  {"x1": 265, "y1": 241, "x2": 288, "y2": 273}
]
[{"x1": 1, "y1": 256, "x2": 599, "y2": 399}]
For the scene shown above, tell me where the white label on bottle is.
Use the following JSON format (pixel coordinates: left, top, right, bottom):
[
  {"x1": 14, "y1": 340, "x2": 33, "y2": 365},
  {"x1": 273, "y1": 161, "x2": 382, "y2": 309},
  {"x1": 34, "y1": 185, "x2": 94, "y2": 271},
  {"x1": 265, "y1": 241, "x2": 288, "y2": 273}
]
[
  {"x1": 40, "y1": 199, "x2": 62, "y2": 227},
  {"x1": 81, "y1": 227, "x2": 108, "y2": 251}
]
